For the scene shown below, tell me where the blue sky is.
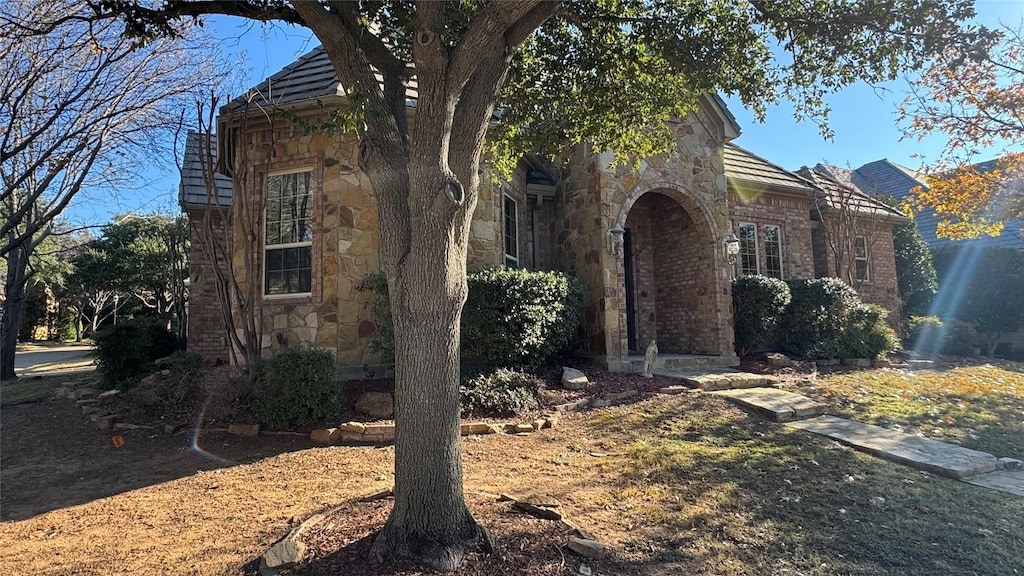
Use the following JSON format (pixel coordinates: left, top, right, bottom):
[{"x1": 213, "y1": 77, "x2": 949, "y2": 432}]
[{"x1": 66, "y1": 0, "x2": 1023, "y2": 226}]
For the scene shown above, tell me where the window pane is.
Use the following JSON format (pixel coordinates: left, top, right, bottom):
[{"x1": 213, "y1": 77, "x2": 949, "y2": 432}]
[
  {"x1": 265, "y1": 246, "x2": 312, "y2": 295},
  {"x1": 738, "y1": 223, "x2": 757, "y2": 276},
  {"x1": 763, "y1": 225, "x2": 782, "y2": 279},
  {"x1": 856, "y1": 260, "x2": 869, "y2": 281},
  {"x1": 504, "y1": 195, "x2": 518, "y2": 263}
]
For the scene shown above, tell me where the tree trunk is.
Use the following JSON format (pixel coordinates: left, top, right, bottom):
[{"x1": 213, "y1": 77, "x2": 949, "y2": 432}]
[
  {"x1": 1, "y1": 243, "x2": 30, "y2": 380},
  {"x1": 370, "y1": 186, "x2": 484, "y2": 572}
]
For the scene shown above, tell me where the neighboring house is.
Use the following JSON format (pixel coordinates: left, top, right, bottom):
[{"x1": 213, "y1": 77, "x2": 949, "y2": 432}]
[
  {"x1": 848, "y1": 159, "x2": 1024, "y2": 250},
  {"x1": 179, "y1": 46, "x2": 907, "y2": 373}
]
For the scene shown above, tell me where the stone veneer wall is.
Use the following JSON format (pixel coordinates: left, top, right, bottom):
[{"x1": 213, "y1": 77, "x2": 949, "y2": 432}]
[
  {"x1": 555, "y1": 104, "x2": 738, "y2": 370},
  {"x1": 228, "y1": 119, "x2": 382, "y2": 366},
  {"x1": 185, "y1": 210, "x2": 232, "y2": 362},
  {"x1": 726, "y1": 191, "x2": 816, "y2": 280}
]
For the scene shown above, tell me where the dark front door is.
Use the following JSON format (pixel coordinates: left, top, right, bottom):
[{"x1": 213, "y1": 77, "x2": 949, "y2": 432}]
[{"x1": 623, "y1": 229, "x2": 637, "y2": 353}]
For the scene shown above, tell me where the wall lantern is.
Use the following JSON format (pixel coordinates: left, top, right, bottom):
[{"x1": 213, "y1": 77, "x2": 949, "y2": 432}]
[
  {"x1": 723, "y1": 233, "x2": 741, "y2": 264},
  {"x1": 607, "y1": 223, "x2": 625, "y2": 255}
]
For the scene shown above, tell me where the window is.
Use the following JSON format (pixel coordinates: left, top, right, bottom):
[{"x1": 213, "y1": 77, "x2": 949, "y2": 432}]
[
  {"x1": 854, "y1": 236, "x2": 869, "y2": 281},
  {"x1": 503, "y1": 194, "x2": 518, "y2": 267},
  {"x1": 737, "y1": 222, "x2": 758, "y2": 276},
  {"x1": 264, "y1": 169, "x2": 313, "y2": 296},
  {"x1": 763, "y1": 225, "x2": 783, "y2": 279}
]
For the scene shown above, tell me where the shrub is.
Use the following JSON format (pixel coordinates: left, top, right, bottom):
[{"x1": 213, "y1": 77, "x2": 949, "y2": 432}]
[
  {"x1": 460, "y1": 368, "x2": 542, "y2": 417},
  {"x1": 908, "y1": 316, "x2": 943, "y2": 351},
  {"x1": 462, "y1": 267, "x2": 586, "y2": 370},
  {"x1": 358, "y1": 267, "x2": 586, "y2": 371},
  {"x1": 815, "y1": 304, "x2": 900, "y2": 360},
  {"x1": 909, "y1": 316, "x2": 979, "y2": 356},
  {"x1": 254, "y1": 348, "x2": 340, "y2": 428},
  {"x1": 93, "y1": 316, "x2": 179, "y2": 388},
  {"x1": 732, "y1": 275, "x2": 791, "y2": 356},
  {"x1": 778, "y1": 278, "x2": 861, "y2": 358}
]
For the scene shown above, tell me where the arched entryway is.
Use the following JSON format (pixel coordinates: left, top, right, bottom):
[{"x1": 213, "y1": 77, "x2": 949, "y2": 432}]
[{"x1": 620, "y1": 189, "x2": 717, "y2": 355}]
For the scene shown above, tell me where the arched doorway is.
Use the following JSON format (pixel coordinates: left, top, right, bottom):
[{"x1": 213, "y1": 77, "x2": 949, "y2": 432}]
[{"x1": 621, "y1": 190, "x2": 717, "y2": 355}]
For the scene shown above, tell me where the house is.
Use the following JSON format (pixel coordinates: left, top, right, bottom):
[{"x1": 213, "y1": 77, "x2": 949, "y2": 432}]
[
  {"x1": 845, "y1": 159, "x2": 1024, "y2": 250},
  {"x1": 179, "y1": 46, "x2": 906, "y2": 373}
]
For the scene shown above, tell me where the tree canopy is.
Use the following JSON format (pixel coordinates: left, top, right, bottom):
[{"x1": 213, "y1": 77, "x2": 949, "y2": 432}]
[
  {"x1": 901, "y1": 22, "x2": 1024, "y2": 239},
  {"x1": 28, "y1": 0, "x2": 1000, "y2": 570}
]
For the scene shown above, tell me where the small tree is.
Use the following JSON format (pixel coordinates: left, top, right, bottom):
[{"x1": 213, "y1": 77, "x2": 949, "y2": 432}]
[{"x1": 901, "y1": 22, "x2": 1024, "y2": 238}]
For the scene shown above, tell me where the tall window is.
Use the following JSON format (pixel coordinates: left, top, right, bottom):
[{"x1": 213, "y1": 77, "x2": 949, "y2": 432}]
[
  {"x1": 763, "y1": 225, "x2": 783, "y2": 279},
  {"x1": 503, "y1": 194, "x2": 518, "y2": 267},
  {"x1": 737, "y1": 222, "x2": 758, "y2": 276},
  {"x1": 265, "y1": 169, "x2": 313, "y2": 296},
  {"x1": 854, "y1": 236, "x2": 869, "y2": 281}
]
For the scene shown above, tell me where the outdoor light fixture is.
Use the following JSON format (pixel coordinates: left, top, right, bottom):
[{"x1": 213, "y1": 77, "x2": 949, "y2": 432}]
[
  {"x1": 723, "y1": 232, "x2": 741, "y2": 264},
  {"x1": 607, "y1": 223, "x2": 625, "y2": 255}
]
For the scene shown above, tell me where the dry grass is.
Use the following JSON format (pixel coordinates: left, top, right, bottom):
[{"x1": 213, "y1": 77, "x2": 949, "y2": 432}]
[{"x1": 2, "y1": 367, "x2": 1023, "y2": 576}]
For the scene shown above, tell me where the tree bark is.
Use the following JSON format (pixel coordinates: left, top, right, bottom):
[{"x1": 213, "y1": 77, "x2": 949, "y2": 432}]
[{"x1": 1, "y1": 242, "x2": 30, "y2": 380}]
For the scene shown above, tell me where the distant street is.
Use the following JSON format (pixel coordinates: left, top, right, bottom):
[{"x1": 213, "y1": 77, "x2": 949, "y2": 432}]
[{"x1": 13, "y1": 344, "x2": 93, "y2": 372}]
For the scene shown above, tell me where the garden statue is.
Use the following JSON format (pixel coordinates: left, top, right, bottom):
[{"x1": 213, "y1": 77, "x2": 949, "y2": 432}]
[{"x1": 641, "y1": 339, "x2": 658, "y2": 378}]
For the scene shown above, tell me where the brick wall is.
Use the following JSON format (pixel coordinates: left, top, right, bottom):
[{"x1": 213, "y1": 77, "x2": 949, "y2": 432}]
[
  {"x1": 185, "y1": 210, "x2": 232, "y2": 363},
  {"x1": 817, "y1": 215, "x2": 902, "y2": 325},
  {"x1": 726, "y1": 191, "x2": 815, "y2": 280}
]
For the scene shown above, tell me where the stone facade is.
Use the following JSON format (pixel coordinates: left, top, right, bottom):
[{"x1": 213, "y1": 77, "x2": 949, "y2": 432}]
[{"x1": 184, "y1": 95, "x2": 906, "y2": 372}]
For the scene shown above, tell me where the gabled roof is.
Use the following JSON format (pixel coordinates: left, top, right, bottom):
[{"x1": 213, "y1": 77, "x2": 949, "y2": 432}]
[
  {"x1": 851, "y1": 159, "x2": 928, "y2": 199},
  {"x1": 179, "y1": 131, "x2": 233, "y2": 209},
  {"x1": 222, "y1": 45, "x2": 419, "y2": 114},
  {"x1": 798, "y1": 165, "x2": 908, "y2": 222},
  {"x1": 723, "y1": 143, "x2": 817, "y2": 196}
]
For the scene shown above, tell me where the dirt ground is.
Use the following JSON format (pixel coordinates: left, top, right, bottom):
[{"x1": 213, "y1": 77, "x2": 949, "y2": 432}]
[{"x1": 3, "y1": 362, "x2": 1022, "y2": 576}]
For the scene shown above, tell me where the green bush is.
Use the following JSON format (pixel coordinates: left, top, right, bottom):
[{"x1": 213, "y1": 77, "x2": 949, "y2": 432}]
[
  {"x1": 462, "y1": 267, "x2": 586, "y2": 370},
  {"x1": 356, "y1": 272, "x2": 394, "y2": 364},
  {"x1": 156, "y1": 350, "x2": 205, "y2": 374},
  {"x1": 815, "y1": 304, "x2": 900, "y2": 360},
  {"x1": 93, "y1": 316, "x2": 179, "y2": 388},
  {"x1": 460, "y1": 368, "x2": 542, "y2": 417},
  {"x1": 909, "y1": 316, "x2": 979, "y2": 356},
  {"x1": 778, "y1": 278, "x2": 861, "y2": 358},
  {"x1": 254, "y1": 348, "x2": 340, "y2": 428},
  {"x1": 732, "y1": 275, "x2": 791, "y2": 356},
  {"x1": 358, "y1": 267, "x2": 586, "y2": 371}
]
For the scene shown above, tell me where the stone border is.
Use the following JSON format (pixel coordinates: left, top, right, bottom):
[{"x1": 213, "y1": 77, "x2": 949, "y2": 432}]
[{"x1": 310, "y1": 415, "x2": 561, "y2": 445}]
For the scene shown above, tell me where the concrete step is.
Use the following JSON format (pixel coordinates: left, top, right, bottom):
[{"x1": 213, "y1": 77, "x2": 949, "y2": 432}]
[
  {"x1": 653, "y1": 367, "x2": 780, "y2": 391},
  {"x1": 713, "y1": 387, "x2": 825, "y2": 422}
]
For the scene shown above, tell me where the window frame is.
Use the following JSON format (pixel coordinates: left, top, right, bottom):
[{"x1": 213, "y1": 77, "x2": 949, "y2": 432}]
[
  {"x1": 763, "y1": 224, "x2": 784, "y2": 279},
  {"x1": 854, "y1": 235, "x2": 869, "y2": 282},
  {"x1": 737, "y1": 222, "x2": 759, "y2": 276},
  {"x1": 503, "y1": 194, "x2": 519, "y2": 268},
  {"x1": 263, "y1": 166, "x2": 315, "y2": 299}
]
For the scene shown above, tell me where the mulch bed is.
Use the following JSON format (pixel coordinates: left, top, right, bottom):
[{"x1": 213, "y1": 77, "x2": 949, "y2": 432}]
[{"x1": 281, "y1": 493, "x2": 611, "y2": 576}]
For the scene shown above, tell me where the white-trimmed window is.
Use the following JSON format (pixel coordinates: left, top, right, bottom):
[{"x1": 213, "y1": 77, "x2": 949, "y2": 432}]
[
  {"x1": 503, "y1": 194, "x2": 518, "y2": 267},
  {"x1": 854, "y1": 236, "x2": 869, "y2": 281},
  {"x1": 737, "y1": 222, "x2": 758, "y2": 276},
  {"x1": 264, "y1": 168, "x2": 313, "y2": 296},
  {"x1": 763, "y1": 225, "x2": 783, "y2": 279}
]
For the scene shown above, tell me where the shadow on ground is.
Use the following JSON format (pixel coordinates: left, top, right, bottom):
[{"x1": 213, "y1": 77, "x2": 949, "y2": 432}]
[{"x1": 0, "y1": 397, "x2": 316, "y2": 521}]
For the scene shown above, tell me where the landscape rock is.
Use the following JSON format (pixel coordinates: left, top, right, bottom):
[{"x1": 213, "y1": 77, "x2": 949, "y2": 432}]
[
  {"x1": 999, "y1": 457, "x2": 1022, "y2": 469},
  {"x1": 544, "y1": 413, "x2": 560, "y2": 429},
  {"x1": 512, "y1": 500, "x2": 562, "y2": 520},
  {"x1": 53, "y1": 386, "x2": 71, "y2": 399},
  {"x1": 310, "y1": 428, "x2": 341, "y2": 444},
  {"x1": 163, "y1": 422, "x2": 185, "y2": 434},
  {"x1": 96, "y1": 414, "x2": 119, "y2": 430},
  {"x1": 561, "y1": 367, "x2": 589, "y2": 391},
  {"x1": 355, "y1": 392, "x2": 394, "y2": 419},
  {"x1": 260, "y1": 540, "x2": 306, "y2": 573},
  {"x1": 842, "y1": 358, "x2": 872, "y2": 368},
  {"x1": 74, "y1": 388, "x2": 101, "y2": 400},
  {"x1": 339, "y1": 421, "x2": 366, "y2": 433},
  {"x1": 532, "y1": 418, "x2": 547, "y2": 431},
  {"x1": 765, "y1": 352, "x2": 793, "y2": 368},
  {"x1": 460, "y1": 422, "x2": 492, "y2": 436},
  {"x1": 227, "y1": 423, "x2": 260, "y2": 437},
  {"x1": 515, "y1": 423, "x2": 534, "y2": 433},
  {"x1": 567, "y1": 537, "x2": 608, "y2": 560},
  {"x1": 874, "y1": 358, "x2": 891, "y2": 368},
  {"x1": 97, "y1": 389, "x2": 120, "y2": 405}
]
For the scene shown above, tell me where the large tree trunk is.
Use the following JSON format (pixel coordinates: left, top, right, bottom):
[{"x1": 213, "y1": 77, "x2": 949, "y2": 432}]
[{"x1": 1, "y1": 242, "x2": 30, "y2": 380}]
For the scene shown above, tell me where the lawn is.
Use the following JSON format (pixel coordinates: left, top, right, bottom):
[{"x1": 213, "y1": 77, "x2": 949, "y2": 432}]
[
  {"x1": 797, "y1": 360, "x2": 1024, "y2": 459},
  {"x1": 1, "y1": 366, "x2": 1022, "y2": 575}
]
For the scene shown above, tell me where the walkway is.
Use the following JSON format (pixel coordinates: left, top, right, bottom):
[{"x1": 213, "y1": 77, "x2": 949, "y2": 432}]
[{"x1": 658, "y1": 373, "x2": 1024, "y2": 499}]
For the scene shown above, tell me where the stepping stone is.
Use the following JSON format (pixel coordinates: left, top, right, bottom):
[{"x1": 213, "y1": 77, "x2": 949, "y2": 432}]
[
  {"x1": 964, "y1": 469, "x2": 1024, "y2": 498},
  {"x1": 713, "y1": 388, "x2": 824, "y2": 422},
  {"x1": 787, "y1": 416, "x2": 1003, "y2": 479}
]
